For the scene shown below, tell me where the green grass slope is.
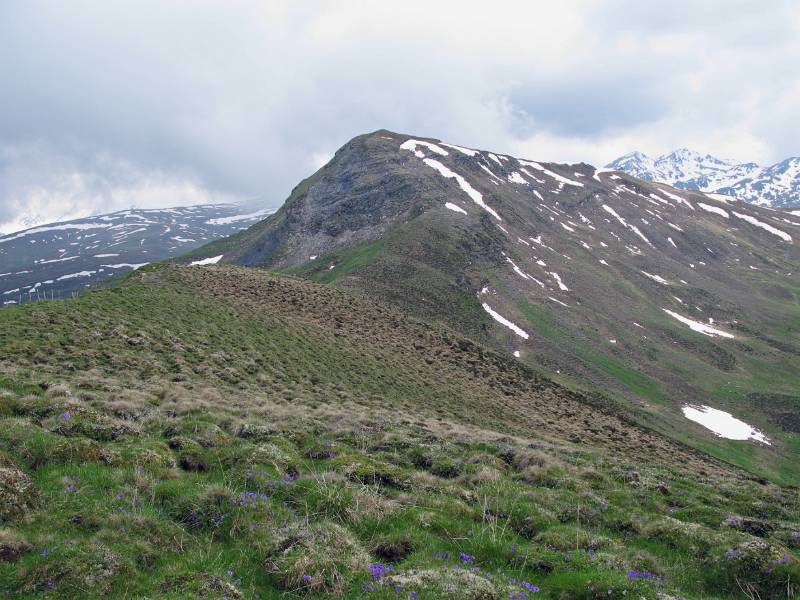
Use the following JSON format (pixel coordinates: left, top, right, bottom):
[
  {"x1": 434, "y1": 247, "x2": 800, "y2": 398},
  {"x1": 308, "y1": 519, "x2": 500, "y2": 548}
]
[{"x1": 0, "y1": 264, "x2": 798, "y2": 599}]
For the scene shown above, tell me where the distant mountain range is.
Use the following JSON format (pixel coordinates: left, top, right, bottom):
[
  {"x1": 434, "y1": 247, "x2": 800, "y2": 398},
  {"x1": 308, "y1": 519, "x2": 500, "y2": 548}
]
[
  {"x1": 0, "y1": 203, "x2": 274, "y2": 303},
  {"x1": 606, "y1": 148, "x2": 800, "y2": 208}
]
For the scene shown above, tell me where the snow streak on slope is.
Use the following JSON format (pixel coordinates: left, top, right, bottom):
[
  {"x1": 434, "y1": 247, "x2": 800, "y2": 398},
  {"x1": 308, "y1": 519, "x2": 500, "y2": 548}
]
[
  {"x1": 698, "y1": 203, "x2": 729, "y2": 218},
  {"x1": 400, "y1": 140, "x2": 502, "y2": 220},
  {"x1": 602, "y1": 205, "x2": 651, "y2": 246},
  {"x1": 518, "y1": 160, "x2": 584, "y2": 187},
  {"x1": 731, "y1": 212, "x2": 792, "y2": 242},
  {"x1": 481, "y1": 303, "x2": 530, "y2": 339},
  {"x1": 663, "y1": 309, "x2": 734, "y2": 338}
]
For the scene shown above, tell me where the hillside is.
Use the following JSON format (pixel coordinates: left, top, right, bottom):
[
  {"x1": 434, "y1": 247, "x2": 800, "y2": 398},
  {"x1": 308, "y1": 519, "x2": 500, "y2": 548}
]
[
  {"x1": 606, "y1": 149, "x2": 800, "y2": 208},
  {"x1": 0, "y1": 264, "x2": 798, "y2": 598},
  {"x1": 186, "y1": 130, "x2": 800, "y2": 484},
  {"x1": 0, "y1": 204, "x2": 274, "y2": 303}
]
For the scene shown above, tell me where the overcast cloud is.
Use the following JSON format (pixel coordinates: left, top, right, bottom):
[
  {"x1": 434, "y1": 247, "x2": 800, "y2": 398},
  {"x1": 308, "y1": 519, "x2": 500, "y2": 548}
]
[{"x1": 0, "y1": 1, "x2": 798, "y2": 232}]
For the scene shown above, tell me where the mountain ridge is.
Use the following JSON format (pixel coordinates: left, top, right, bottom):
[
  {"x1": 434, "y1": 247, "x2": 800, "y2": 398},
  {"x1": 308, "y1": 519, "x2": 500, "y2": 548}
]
[
  {"x1": 0, "y1": 203, "x2": 275, "y2": 303},
  {"x1": 606, "y1": 148, "x2": 800, "y2": 208},
  {"x1": 186, "y1": 129, "x2": 800, "y2": 483}
]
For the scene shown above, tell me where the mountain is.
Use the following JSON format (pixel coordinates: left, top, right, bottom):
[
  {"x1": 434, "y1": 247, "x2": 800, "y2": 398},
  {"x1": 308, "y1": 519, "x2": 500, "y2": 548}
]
[
  {"x1": 0, "y1": 204, "x2": 274, "y2": 303},
  {"x1": 1, "y1": 132, "x2": 799, "y2": 599},
  {"x1": 606, "y1": 148, "x2": 800, "y2": 208},
  {"x1": 187, "y1": 130, "x2": 800, "y2": 484}
]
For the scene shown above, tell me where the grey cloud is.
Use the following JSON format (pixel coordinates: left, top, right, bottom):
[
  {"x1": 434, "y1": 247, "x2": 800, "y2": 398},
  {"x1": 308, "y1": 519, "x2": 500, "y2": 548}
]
[{"x1": 0, "y1": 1, "x2": 798, "y2": 232}]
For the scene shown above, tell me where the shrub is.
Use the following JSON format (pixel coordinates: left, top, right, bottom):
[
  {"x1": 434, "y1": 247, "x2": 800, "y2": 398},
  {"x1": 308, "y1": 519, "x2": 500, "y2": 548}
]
[
  {"x1": 116, "y1": 441, "x2": 176, "y2": 470},
  {"x1": 385, "y1": 567, "x2": 524, "y2": 599},
  {"x1": 163, "y1": 419, "x2": 232, "y2": 448},
  {"x1": 0, "y1": 466, "x2": 39, "y2": 523},
  {"x1": 237, "y1": 423, "x2": 277, "y2": 441},
  {"x1": 248, "y1": 442, "x2": 300, "y2": 475},
  {"x1": 16, "y1": 541, "x2": 127, "y2": 597},
  {"x1": 714, "y1": 539, "x2": 800, "y2": 598},
  {"x1": 643, "y1": 516, "x2": 719, "y2": 557},
  {"x1": 159, "y1": 572, "x2": 243, "y2": 599},
  {"x1": 0, "y1": 528, "x2": 32, "y2": 562},
  {"x1": 51, "y1": 411, "x2": 138, "y2": 441},
  {"x1": 289, "y1": 474, "x2": 354, "y2": 521},
  {"x1": 331, "y1": 454, "x2": 406, "y2": 488},
  {"x1": 265, "y1": 521, "x2": 369, "y2": 596}
]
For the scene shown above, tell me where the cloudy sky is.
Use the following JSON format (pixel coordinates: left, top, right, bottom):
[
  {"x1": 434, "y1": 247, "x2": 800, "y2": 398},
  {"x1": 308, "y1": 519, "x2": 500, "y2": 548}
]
[{"x1": 1, "y1": 1, "x2": 798, "y2": 233}]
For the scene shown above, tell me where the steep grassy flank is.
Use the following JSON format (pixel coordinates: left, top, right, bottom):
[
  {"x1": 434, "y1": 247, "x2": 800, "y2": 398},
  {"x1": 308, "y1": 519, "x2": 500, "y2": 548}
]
[
  {"x1": 285, "y1": 238, "x2": 385, "y2": 284},
  {"x1": 517, "y1": 302, "x2": 666, "y2": 406},
  {"x1": 0, "y1": 266, "x2": 797, "y2": 598}
]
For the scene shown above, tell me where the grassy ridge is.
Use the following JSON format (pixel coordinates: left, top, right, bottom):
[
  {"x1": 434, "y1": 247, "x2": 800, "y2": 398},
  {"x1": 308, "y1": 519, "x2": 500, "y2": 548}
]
[{"x1": 0, "y1": 265, "x2": 798, "y2": 598}]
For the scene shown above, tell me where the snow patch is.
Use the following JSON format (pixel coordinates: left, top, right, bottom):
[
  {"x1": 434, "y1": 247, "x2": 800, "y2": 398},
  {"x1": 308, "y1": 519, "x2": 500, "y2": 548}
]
[
  {"x1": 660, "y1": 190, "x2": 694, "y2": 209},
  {"x1": 682, "y1": 405, "x2": 770, "y2": 444},
  {"x1": 592, "y1": 167, "x2": 616, "y2": 181},
  {"x1": 731, "y1": 211, "x2": 792, "y2": 242},
  {"x1": 487, "y1": 153, "x2": 503, "y2": 166},
  {"x1": 602, "y1": 205, "x2": 652, "y2": 246},
  {"x1": 441, "y1": 142, "x2": 477, "y2": 156},
  {"x1": 421, "y1": 158, "x2": 502, "y2": 220},
  {"x1": 190, "y1": 255, "x2": 224, "y2": 266},
  {"x1": 400, "y1": 139, "x2": 449, "y2": 158},
  {"x1": 35, "y1": 255, "x2": 78, "y2": 264},
  {"x1": 704, "y1": 192, "x2": 735, "y2": 203},
  {"x1": 0, "y1": 222, "x2": 111, "y2": 243},
  {"x1": 479, "y1": 164, "x2": 504, "y2": 183},
  {"x1": 205, "y1": 208, "x2": 274, "y2": 225},
  {"x1": 698, "y1": 203, "x2": 729, "y2": 218},
  {"x1": 101, "y1": 263, "x2": 149, "y2": 270},
  {"x1": 518, "y1": 160, "x2": 584, "y2": 187},
  {"x1": 56, "y1": 270, "x2": 96, "y2": 281},
  {"x1": 550, "y1": 272, "x2": 569, "y2": 291},
  {"x1": 444, "y1": 202, "x2": 468, "y2": 215},
  {"x1": 481, "y1": 303, "x2": 530, "y2": 339},
  {"x1": 662, "y1": 309, "x2": 734, "y2": 338},
  {"x1": 641, "y1": 271, "x2": 670, "y2": 285}
]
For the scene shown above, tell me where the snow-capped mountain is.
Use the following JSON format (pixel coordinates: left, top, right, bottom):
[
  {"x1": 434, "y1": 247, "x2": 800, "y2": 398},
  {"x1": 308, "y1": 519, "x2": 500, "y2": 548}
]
[
  {"x1": 0, "y1": 203, "x2": 275, "y2": 304},
  {"x1": 606, "y1": 149, "x2": 799, "y2": 208}
]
